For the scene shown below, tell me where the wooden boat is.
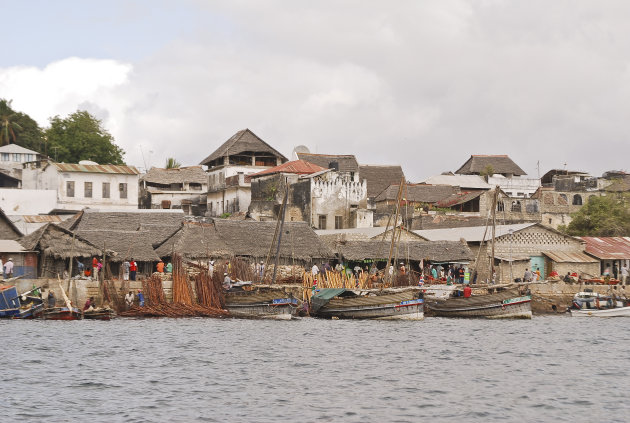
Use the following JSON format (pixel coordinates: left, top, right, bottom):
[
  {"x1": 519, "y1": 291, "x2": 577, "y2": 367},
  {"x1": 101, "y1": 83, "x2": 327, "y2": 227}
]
[
  {"x1": 570, "y1": 291, "x2": 630, "y2": 317},
  {"x1": 225, "y1": 284, "x2": 298, "y2": 320},
  {"x1": 0, "y1": 286, "x2": 45, "y2": 319},
  {"x1": 83, "y1": 308, "x2": 117, "y2": 320},
  {"x1": 43, "y1": 306, "x2": 83, "y2": 320},
  {"x1": 427, "y1": 287, "x2": 532, "y2": 319},
  {"x1": 310, "y1": 288, "x2": 424, "y2": 320}
]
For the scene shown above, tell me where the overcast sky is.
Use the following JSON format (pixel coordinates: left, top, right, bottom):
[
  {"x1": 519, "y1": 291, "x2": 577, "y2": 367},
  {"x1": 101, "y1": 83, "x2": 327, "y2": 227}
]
[{"x1": 2, "y1": 1, "x2": 629, "y2": 181}]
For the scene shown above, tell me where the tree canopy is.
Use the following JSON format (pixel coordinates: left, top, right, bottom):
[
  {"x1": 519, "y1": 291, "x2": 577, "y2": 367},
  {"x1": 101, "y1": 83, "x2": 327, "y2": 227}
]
[
  {"x1": 165, "y1": 157, "x2": 181, "y2": 169},
  {"x1": 560, "y1": 194, "x2": 630, "y2": 236},
  {"x1": 45, "y1": 111, "x2": 125, "y2": 164},
  {"x1": 0, "y1": 99, "x2": 44, "y2": 152}
]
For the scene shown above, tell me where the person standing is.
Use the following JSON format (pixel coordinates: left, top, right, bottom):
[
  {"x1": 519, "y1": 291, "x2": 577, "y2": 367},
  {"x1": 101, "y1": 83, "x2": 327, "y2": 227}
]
[
  {"x1": 311, "y1": 263, "x2": 319, "y2": 277},
  {"x1": 92, "y1": 257, "x2": 99, "y2": 280},
  {"x1": 458, "y1": 266, "x2": 465, "y2": 284},
  {"x1": 47, "y1": 290, "x2": 56, "y2": 308},
  {"x1": 4, "y1": 258, "x2": 14, "y2": 278},
  {"x1": 431, "y1": 266, "x2": 438, "y2": 280},
  {"x1": 97, "y1": 259, "x2": 103, "y2": 281},
  {"x1": 255, "y1": 261, "x2": 264, "y2": 279},
  {"x1": 124, "y1": 291, "x2": 134, "y2": 311},
  {"x1": 523, "y1": 268, "x2": 533, "y2": 282},
  {"x1": 166, "y1": 262, "x2": 173, "y2": 273},
  {"x1": 621, "y1": 264, "x2": 629, "y2": 285},
  {"x1": 129, "y1": 258, "x2": 137, "y2": 281},
  {"x1": 123, "y1": 259, "x2": 130, "y2": 281},
  {"x1": 156, "y1": 259, "x2": 165, "y2": 273},
  {"x1": 137, "y1": 289, "x2": 145, "y2": 307},
  {"x1": 208, "y1": 260, "x2": 215, "y2": 278},
  {"x1": 76, "y1": 259, "x2": 84, "y2": 276}
]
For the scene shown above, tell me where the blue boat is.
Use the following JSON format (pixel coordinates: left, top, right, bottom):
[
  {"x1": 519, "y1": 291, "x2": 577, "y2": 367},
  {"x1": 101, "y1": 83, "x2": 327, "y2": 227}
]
[{"x1": 0, "y1": 285, "x2": 45, "y2": 319}]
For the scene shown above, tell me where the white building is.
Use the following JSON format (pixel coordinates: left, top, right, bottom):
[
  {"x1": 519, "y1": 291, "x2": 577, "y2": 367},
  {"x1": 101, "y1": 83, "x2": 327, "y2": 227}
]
[
  {"x1": 200, "y1": 129, "x2": 287, "y2": 216},
  {"x1": 140, "y1": 166, "x2": 208, "y2": 215},
  {"x1": 22, "y1": 160, "x2": 140, "y2": 211},
  {"x1": 0, "y1": 144, "x2": 45, "y2": 188}
]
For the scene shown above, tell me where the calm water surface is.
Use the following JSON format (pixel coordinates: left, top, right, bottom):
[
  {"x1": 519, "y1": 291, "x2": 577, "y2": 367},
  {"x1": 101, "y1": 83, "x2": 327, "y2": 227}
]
[{"x1": 2, "y1": 316, "x2": 629, "y2": 422}]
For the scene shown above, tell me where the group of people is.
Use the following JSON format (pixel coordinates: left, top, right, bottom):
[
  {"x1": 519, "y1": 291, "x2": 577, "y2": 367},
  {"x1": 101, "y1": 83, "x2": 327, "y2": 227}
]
[
  {"x1": 522, "y1": 267, "x2": 542, "y2": 282},
  {"x1": 155, "y1": 259, "x2": 173, "y2": 274}
]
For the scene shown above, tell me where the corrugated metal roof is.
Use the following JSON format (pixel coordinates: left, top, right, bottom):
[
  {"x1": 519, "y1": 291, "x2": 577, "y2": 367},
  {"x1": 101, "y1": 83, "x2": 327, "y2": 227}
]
[
  {"x1": 577, "y1": 237, "x2": 630, "y2": 259},
  {"x1": 0, "y1": 240, "x2": 28, "y2": 253},
  {"x1": 542, "y1": 250, "x2": 599, "y2": 263},
  {"x1": 414, "y1": 223, "x2": 536, "y2": 242},
  {"x1": 22, "y1": 215, "x2": 63, "y2": 223},
  {"x1": 53, "y1": 163, "x2": 140, "y2": 175},
  {"x1": 422, "y1": 174, "x2": 491, "y2": 190}
]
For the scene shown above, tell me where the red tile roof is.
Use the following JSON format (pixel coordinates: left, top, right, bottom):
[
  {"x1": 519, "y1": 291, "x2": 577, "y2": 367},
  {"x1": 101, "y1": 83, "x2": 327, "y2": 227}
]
[
  {"x1": 578, "y1": 237, "x2": 630, "y2": 259},
  {"x1": 248, "y1": 160, "x2": 327, "y2": 178}
]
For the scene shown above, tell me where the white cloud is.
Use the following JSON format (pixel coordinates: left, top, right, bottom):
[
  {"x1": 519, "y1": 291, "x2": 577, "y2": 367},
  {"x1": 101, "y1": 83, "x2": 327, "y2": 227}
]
[{"x1": 2, "y1": 2, "x2": 630, "y2": 179}]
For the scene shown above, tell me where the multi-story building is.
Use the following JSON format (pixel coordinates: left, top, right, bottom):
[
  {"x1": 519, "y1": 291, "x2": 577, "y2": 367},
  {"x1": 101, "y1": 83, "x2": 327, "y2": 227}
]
[
  {"x1": 200, "y1": 129, "x2": 287, "y2": 217},
  {"x1": 22, "y1": 159, "x2": 140, "y2": 211}
]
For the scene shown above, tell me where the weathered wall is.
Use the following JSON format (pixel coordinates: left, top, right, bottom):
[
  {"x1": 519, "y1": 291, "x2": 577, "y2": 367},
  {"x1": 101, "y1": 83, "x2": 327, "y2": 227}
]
[{"x1": 311, "y1": 175, "x2": 367, "y2": 229}]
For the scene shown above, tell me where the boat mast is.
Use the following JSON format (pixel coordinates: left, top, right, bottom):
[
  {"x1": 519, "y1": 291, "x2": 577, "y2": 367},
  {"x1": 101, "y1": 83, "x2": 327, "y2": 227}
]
[
  {"x1": 489, "y1": 186, "x2": 499, "y2": 283},
  {"x1": 385, "y1": 178, "x2": 405, "y2": 285}
]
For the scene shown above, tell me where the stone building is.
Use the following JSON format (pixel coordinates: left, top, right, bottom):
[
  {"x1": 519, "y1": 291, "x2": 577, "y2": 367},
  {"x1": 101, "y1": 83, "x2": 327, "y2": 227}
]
[
  {"x1": 140, "y1": 166, "x2": 208, "y2": 215},
  {"x1": 248, "y1": 159, "x2": 371, "y2": 229},
  {"x1": 416, "y1": 223, "x2": 597, "y2": 283},
  {"x1": 22, "y1": 159, "x2": 140, "y2": 211},
  {"x1": 200, "y1": 129, "x2": 287, "y2": 217}
]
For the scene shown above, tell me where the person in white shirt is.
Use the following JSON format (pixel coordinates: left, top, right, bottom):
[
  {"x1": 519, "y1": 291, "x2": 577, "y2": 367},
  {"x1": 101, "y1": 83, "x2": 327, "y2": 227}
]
[
  {"x1": 311, "y1": 264, "x2": 319, "y2": 276},
  {"x1": 208, "y1": 260, "x2": 215, "y2": 277},
  {"x1": 4, "y1": 258, "x2": 14, "y2": 277},
  {"x1": 621, "y1": 264, "x2": 629, "y2": 285},
  {"x1": 124, "y1": 291, "x2": 134, "y2": 310}
]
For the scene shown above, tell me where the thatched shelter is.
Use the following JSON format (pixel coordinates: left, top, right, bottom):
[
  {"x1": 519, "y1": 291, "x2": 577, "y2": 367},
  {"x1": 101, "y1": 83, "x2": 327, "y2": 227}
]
[
  {"x1": 213, "y1": 220, "x2": 334, "y2": 263},
  {"x1": 19, "y1": 223, "x2": 103, "y2": 277},
  {"x1": 334, "y1": 240, "x2": 473, "y2": 265},
  {"x1": 155, "y1": 222, "x2": 231, "y2": 260}
]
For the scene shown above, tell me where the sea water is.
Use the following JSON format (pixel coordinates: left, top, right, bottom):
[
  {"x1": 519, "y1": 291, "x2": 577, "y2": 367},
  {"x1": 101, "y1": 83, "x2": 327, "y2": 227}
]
[{"x1": 1, "y1": 316, "x2": 628, "y2": 422}]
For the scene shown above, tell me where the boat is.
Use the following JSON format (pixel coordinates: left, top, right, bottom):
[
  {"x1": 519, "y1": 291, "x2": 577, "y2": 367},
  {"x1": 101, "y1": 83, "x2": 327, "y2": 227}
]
[
  {"x1": 43, "y1": 306, "x2": 83, "y2": 320},
  {"x1": 83, "y1": 307, "x2": 117, "y2": 320},
  {"x1": 569, "y1": 291, "x2": 630, "y2": 317},
  {"x1": 426, "y1": 287, "x2": 532, "y2": 319},
  {"x1": 310, "y1": 288, "x2": 424, "y2": 320},
  {"x1": 0, "y1": 285, "x2": 45, "y2": 319},
  {"x1": 224, "y1": 283, "x2": 298, "y2": 320}
]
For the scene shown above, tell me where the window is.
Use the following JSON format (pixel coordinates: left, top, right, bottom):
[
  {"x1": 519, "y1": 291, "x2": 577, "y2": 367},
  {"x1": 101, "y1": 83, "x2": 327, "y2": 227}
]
[
  {"x1": 497, "y1": 201, "x2": 505, "y2": 212},
  {"x1": 12, "y1": 153, "x2": 20, "y2": 162},
  {"x1": 102, "y1": 182, "x2": 110, "y2": 198},
  {"x1": 572, "y1": 194, "x2": 582, "y2": 205},
  {"x1": 119, "y1": 183, "x2": 128, "y2": 199},
  {"x1": 66, "y1": 181, "x2": 75, "y2": 197},
  {"x1": 84, "y1": 182, "x2": 92, "y2": 198},
  {"x1": 25, "y1": 154, "x2": 34, "y2": 162},
  {"x1": 335, "y1": 216, "x2": 343, "y2": 229},
  {"x1": 1, "y1": 153, "x2": 8, "y2": 161},
  {"x1": 318, "y1": 215, "x2": 327, "y2": 229},
  {"x1": 511, "y1": 201, "x2": 521, "y2": 212}
]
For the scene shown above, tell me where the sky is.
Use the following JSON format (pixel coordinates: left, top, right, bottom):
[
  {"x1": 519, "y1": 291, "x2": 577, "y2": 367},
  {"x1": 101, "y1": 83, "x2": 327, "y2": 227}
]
[{"x1": 2, "y1": 0, "x2": 630, "y2": 181}]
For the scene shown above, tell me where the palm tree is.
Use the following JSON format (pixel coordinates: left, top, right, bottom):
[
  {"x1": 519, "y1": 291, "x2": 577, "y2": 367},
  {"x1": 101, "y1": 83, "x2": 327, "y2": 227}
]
[
  {"x1": 0, "y1": 101, "x2": 22, "y2": 145},
  {"x1": 165, "y1": 157, "x2": 181, "y2": 169}
]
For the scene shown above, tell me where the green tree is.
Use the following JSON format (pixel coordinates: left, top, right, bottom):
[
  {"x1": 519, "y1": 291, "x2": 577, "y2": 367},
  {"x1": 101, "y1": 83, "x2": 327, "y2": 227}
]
[
  {"x1": 479, "y1": 165, "x2": 495, "y2": 178},
  {"x1": 0, "y1": 99, "x2": 45, "y2": 152},
  {"x1": 560, "y1": 194, "x2": 630, "y2": 236},
  {"x1": 165, "y1": 157, "x2": 181, "y2": 168},
  {"x1": 44, "y1": 111, "x2": 125, "y2": 164}
]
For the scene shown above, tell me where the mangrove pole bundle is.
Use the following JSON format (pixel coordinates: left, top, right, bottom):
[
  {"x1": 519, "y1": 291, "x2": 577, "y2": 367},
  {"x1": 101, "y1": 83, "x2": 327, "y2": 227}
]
[
  {"x1": 172, "y1": 253, "x2": 193, "y2": 305},
  {"x1": 194, "y1": 270, "x2": 225, "y2": 309}
]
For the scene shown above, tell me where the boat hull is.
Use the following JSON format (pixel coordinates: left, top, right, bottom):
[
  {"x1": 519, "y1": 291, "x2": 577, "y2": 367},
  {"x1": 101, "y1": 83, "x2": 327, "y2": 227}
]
[
  {"x1": 571, "y1": 306, "x2": 630, "y2": 317},
  {"x1": 312, "y1": 290, "x2": 424, "y2": 320},
  {"x1": 428, "y1": 290, "x2": 532, "y2": 319},
  {"x1": 226, "y1": 303, "x2": 295, "y2": 320},
  {"x1": 43, "y1": 307, "x2": 83, "y2": 320},
  {"x1": 83, "y1": 310, "x2": 116, "y2": 320}
]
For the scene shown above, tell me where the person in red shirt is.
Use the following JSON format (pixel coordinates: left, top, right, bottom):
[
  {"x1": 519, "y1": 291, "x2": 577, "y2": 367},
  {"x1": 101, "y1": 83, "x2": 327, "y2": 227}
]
[
  {"x1": 156, "y1": 260, "x2": 164, "y2": 273},
  {"x1": 130, "y1": 258, "x2": 138, "y2": 281},
  {"x1": 463, "y1": 285, "x2": 472, "y2": 298}
]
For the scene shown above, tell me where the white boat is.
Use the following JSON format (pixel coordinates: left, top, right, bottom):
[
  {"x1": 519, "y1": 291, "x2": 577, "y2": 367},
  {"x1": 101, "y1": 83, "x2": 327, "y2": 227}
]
[{"x1": 570, "y1": 291, "x2": 630, "y2": 317}]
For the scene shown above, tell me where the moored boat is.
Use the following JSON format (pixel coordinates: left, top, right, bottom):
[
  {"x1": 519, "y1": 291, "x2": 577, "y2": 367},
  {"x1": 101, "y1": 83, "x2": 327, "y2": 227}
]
[
  {"x1": 569, "y1": 291, "x2": 630, "y2": 317},
  {"x1": 43, "y1": 306, "x2": 83, "y2": 320},
  {"x1": 427, "y1": 287, "x2": 531, "y2": 319},
  {"x1": 310, "y1": 288, "x2": 424, "y2": 320},
  {"x1": 0, "y1": 286, "x2": 45, "y2": 319},
  {"x1": 83, "y1": 308, "x2": 117, "y2": 320},
  {"x1": 225, "y1": 283, "x2": 298, "y2": 320}
]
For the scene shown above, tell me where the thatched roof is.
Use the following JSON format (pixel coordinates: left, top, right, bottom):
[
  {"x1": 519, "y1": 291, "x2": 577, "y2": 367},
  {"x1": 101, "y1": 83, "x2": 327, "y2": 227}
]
[
  {"x1": 455, "y1": 155, "x2": 526, "y2": 176},
  {"x1": 358, "y1": 165, "x2": 406, "y2": 198},
  {"x1": 375, "y1": 184, "x2": 457, "y2": 203},
  {"x1": 155, "y1": 222, "x2": 231, "y2": 259},
  {"x1": 141, "y1": 166, "x2": 208, "y2": 185},
  {"x1": 199, "y1": 129, "x2": 287, "y2": 166},
  {"x1": 334, "y1": 240, "x2": 473, "y2": 262},
  {"x1": 213, "y1": 220, "x2": 334, "y2": 260},
  {"x1": 76, "y1": 229, "x2": 160, "y2": 262},
  {"x1": 296, "y1": 153, "x2": 359, "y2": 173},
  {"x1": 19, "y1": 223, "x2": 102, "y2": 259},
  {"x1": 66, "y1": 209, "x2": 183, "y2": 245}
]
